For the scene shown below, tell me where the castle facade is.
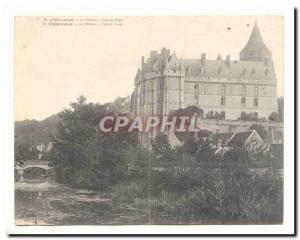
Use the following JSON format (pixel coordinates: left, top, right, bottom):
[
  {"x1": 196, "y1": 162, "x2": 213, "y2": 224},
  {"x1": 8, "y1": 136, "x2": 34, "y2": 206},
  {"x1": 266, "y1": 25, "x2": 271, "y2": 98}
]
[{"x1": 130, "y1": 23, "x2": 278, "y2": 121}]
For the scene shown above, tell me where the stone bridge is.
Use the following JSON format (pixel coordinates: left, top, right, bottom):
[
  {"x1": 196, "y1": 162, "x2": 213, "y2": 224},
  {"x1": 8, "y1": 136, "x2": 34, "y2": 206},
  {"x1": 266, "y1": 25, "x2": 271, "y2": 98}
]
[{"x1": 15, "y1": 160, "x2": 54, "y2": 181}]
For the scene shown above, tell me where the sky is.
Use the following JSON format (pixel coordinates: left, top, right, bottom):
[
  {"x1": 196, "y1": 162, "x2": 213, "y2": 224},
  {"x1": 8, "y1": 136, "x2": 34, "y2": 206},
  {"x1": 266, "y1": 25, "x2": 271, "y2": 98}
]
[{"x1": 15, "y1": 16, "x2": 283, "y2": 121}]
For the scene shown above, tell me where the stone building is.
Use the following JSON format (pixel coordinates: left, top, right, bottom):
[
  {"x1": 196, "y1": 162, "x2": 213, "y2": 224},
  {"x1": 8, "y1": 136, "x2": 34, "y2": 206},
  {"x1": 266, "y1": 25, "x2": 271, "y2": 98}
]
[{"x1": 130, "y1": 22, "x2": 278, "y2": 121}]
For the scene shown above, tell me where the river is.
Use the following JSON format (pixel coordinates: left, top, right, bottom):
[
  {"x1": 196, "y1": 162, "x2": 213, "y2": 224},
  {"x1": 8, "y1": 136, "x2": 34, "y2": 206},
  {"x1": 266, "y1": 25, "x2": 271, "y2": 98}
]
[{"x1": 15, "y1": 179, "x2": 147, "y2": 225}]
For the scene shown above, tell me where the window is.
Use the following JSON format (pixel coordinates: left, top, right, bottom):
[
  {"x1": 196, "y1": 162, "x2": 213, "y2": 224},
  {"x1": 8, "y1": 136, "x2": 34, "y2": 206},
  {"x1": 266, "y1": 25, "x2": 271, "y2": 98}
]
[
  {"x1": 218, "y1": 67, "x2": 222, "y2": 79},
  {"x1": 241, "y1": 112, "x2": 246, "y2": 120},
  {"x1": 194, "y1": 84, "x2": 199, "y2": 92},
  {"x1": 221, "y1": 84, "x2": 226, "y2": 95},
  {"x1": 195, "y1": 95, "x2": 199, "y2": 105},
  {"x1": 220, "y1": 111, "x2": 226, "y2": 119},
  {"x1": 241, "y1": 97, "x2": 246, "y2": 106},
  {"x1": 241, "y1": 85, "x2": 246, "y2": 96},
  {"x1": 254, "y1": 86, "x2": 259, "y2": 97},
  {"x1": 254, "y1": 98, "x2": 258, "y2": 107},
  {"x1": 221, "y1": 96, "x2": 225, "y2": 106},
  {"x1": 200, "y1": 67, "x2": 206, "y2": 74},
  {"x1": 230, "y1": 85, "x2": 235, "y2": 95}
]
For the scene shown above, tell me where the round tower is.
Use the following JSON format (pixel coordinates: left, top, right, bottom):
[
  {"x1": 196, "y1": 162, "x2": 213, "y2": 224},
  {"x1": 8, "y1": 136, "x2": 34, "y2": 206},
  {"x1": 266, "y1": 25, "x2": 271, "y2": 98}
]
[{"x1": 240, "y1": 22, "x2": 272, "y2": 62}]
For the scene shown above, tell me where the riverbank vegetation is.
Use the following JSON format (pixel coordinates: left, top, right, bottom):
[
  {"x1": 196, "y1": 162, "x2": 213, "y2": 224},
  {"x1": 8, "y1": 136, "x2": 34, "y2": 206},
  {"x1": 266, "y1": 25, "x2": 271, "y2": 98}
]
[{"x1": 48, "y1": 96, "x2": 283, "y2": 224}]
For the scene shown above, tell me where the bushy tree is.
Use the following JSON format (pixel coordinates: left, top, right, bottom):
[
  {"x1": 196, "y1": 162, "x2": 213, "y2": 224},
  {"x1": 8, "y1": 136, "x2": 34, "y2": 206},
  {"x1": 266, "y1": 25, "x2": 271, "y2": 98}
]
[
  {"x1": 49, "y1": 96, "x2": 140, "y2": 190},
  {"x1": 268, "y1": 111, "x2": 279, "y2": 122},
  {"x1": 195, "y1": 139, "x2": 216, "y2": 162},
  {"x1": 14, "y1": 143, "x2": 39, "y2": 166}
]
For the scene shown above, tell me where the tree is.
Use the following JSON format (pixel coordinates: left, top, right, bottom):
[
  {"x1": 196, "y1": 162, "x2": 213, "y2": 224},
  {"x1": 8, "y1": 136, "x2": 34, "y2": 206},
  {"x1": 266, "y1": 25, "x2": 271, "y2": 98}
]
[
  {"x1": 196, "y1": 139, "x2": 216, "y2": 162},
  {"x1": 268, "y1": 111, "x2": 279, "y2": 122},
  {"x1": 15, "y1": 143, "x2": 38, "y2": 166},
  {"x1": 278, "y1": 97, "x2": 284, "y2": 122},
  {"x1": 49, "y1": 96, "x2": 140, "y2": 189},
  {"x1": 152, "y1": 134, "x2": 171, "y2": 155}
]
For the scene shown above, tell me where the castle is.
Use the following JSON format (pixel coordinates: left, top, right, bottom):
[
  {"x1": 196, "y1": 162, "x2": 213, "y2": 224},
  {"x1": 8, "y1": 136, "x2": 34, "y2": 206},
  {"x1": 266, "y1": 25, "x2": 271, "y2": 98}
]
[{"x1": 129, "y1": 22, "x2": 278, "y2": 121}]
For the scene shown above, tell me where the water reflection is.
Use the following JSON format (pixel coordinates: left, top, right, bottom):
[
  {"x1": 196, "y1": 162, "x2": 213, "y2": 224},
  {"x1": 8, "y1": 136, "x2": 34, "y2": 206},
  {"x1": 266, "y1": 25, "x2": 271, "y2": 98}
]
[{"x1": 15, "y1": 180, "x2": 147, "y2": 225}]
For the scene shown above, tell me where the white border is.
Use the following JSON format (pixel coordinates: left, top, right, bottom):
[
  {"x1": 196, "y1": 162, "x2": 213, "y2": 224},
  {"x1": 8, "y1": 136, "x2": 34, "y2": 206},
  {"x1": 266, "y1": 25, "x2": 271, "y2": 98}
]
[{"x1": 1, "y1": 0, "x2": 295, "y2": 235}]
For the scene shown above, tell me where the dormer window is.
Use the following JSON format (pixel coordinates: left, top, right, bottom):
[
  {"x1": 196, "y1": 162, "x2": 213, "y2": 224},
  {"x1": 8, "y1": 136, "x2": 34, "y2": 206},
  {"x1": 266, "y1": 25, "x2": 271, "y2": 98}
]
[
  {"x1": 218, "y1": 67, "x2": 222, "y2": 74},
  {"x1": 200, "y1": 67, "x2": 206, "y2": 74},
  {"x1": 265, "y1": 69, "x2": 270, "y2": 76}
]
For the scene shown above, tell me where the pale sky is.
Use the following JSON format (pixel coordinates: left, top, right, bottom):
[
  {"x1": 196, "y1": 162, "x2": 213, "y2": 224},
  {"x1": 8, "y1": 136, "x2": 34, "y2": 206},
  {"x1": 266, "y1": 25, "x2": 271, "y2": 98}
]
[{"x1": 15, "y1": 16, "x2": 283, "y2": 121}]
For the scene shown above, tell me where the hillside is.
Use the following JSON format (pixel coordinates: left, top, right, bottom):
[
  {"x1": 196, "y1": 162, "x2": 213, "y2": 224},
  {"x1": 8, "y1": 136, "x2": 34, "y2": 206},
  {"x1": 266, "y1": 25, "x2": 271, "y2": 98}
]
[
  {"x1": 14, "y1": 96, "x2": 131, "y2": 146},
  {"x1": 14, "y1": 114, "x2": 60, "y2": 146}
]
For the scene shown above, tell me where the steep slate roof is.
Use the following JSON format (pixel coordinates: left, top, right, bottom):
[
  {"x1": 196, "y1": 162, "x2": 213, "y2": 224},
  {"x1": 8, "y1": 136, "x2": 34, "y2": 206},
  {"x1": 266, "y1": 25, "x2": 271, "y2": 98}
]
[
  {"x1": 227, "y1": 130, "x2": 254, "y2": 147},
  {"x1": 240, "y1": 22, "x2": 272, "y2": 61},
  {"x1": 181, "y1": 58, "x2": 275, "y2": 79},
  {"x1": 138, "y1": 23, "x2": 275, "y2": 80}
]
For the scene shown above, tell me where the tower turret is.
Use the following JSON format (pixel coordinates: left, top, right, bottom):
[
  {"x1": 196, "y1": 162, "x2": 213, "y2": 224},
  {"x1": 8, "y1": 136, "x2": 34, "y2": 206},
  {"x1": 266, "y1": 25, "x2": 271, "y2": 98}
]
[{"x1": 240, "y1": 22, "x2": 272, "y2": 62}]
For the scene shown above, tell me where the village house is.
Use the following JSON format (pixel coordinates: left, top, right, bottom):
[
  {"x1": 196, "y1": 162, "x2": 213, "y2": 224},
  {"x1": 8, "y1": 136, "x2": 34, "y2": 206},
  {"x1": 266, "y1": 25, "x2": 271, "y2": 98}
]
[{"x1": 227, "y1": 130, "x2": 266, "y2": 155}]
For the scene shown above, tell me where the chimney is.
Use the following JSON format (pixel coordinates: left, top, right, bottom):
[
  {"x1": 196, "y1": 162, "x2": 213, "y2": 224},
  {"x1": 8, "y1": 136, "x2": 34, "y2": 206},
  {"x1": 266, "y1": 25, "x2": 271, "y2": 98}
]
[
  {"x1": 226, "y1": 55, "x2": 231, "y2": 67},
  {"x1": 141, "y1": 56, "x2": 145, "y2": 70},
  {"x1": 201, "y1": 53, "x2": 206, "y2": 66},
  {"x1": 150, "y1": 51, "x2": 157, "y2": 59},
  {"x1": 161, "y1": 48, "x2": 170, "y2": 59}
]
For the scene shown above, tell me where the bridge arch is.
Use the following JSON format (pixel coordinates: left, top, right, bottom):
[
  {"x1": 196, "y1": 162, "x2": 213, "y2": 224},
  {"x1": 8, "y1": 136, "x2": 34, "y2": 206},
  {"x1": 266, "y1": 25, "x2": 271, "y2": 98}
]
[{"x1": 23, "y1": 166, "x2": 47, "y2": 179}]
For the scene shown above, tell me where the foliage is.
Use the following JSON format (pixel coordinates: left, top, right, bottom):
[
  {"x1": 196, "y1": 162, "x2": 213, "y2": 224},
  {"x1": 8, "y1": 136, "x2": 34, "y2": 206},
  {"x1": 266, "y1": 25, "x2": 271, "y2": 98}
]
[
  {"x1": 14, "y1": 143, "x2": 39, "y2": 166},
  {"x1": 278, "y1": 97, "x2": 284, "y2": 122},
  {"x1": 47, "y1": 96, "x2": 282, "y2": 224},
  {"x1": 49, "y1": 96, "x2": 140, "y2": 190},
  {"x1": 268, "y1": 111, "x2": 280, "y2": 122}
]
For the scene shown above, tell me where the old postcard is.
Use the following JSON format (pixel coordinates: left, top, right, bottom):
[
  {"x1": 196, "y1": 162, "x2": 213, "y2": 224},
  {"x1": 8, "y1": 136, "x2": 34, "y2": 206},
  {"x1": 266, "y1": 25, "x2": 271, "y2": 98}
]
[{"x1": 12, "y1": 13, "x2": 293, "y2": 235}]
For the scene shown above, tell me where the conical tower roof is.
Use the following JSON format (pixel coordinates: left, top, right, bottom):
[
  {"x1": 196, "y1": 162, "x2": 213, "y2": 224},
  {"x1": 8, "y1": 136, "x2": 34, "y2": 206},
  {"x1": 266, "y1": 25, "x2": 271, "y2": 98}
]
[{"x1": 240, "y1": 22, "x2": 272, "y2": 61}]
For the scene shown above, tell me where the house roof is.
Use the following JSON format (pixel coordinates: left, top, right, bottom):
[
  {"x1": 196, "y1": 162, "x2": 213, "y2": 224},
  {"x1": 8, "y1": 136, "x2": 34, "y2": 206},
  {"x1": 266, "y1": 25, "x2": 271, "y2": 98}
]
[
  {"x1": 210, "y1": 132, "x2": 233, "y2": 145},
  {"x1": 227, "y1": 130, "x2": 254, "y2": 147}
]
